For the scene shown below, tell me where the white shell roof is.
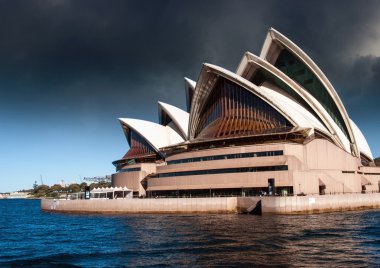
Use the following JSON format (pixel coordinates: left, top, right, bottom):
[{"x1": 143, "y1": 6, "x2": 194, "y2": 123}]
[
  {"x1": 158, "y1": 101, "x2": 189, "y2": 139},
  {"x1": 119, "y1": 118, "x2": 184, "y2": 151},
  {"x1": 235, "y1": 52, "x2": 351, "y2": 153},
  {"x1": 260, "y1": 82, "x2": 329, "y2": 136},
  {"x1": 184, "y1": 77, "x2": 196, "y2": 89},
  {"x1": 191, "y1": 64, "x2": 330, "y2": 138},
  {"x1": 189, "y1": 63, "x2": 297, "y2": 138},
  {"x1": 189, "y1": 63, "x2": 353, "y2": 152},
  {"x1": 350, "y1": 119, "x2": 373, "y2": 160},
  {"x1": 259, "y1": 27, "x2": 358, "y2": 155},
  {"x1": 184, "y1": 77, "x2": 197, "y2": 113}
]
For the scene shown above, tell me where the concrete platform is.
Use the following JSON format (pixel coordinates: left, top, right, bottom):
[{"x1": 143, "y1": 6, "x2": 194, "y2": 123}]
[
  {"x1": 261, "y1": 193, "x2": 380, "y2": 214},
  {"x1": 41, "y1": 193, "x2": 380, "y2": 215},
  {"x1": 41, "y1": 197, "x2": 238, "y2": 214}
]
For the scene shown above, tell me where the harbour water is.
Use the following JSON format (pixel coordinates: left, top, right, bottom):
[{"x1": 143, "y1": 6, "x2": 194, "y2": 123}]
[{"x1": 1, "y1": 199, "x2": 380, "y2": 267}]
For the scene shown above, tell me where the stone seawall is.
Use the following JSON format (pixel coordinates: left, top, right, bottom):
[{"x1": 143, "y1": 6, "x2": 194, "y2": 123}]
[
  {"x1": 41, "y1": 193, "x2": 380, "y2": 214},
  {"x1": 41, "y1": 197, "x2": 238, "y2": 214},
  {"x1": 261, "y1": 193, "x2": 380, "y2": 214}
]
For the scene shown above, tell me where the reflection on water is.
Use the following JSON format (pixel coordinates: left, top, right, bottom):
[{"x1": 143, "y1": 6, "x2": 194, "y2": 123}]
[{"x1": 1, "y1": 199, "x2": 380, "y2": 267}]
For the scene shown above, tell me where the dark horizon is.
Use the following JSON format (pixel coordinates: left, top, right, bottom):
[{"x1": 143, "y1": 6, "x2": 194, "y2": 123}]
[{"x1": 1, "y1": 0, "x2": 379, "y2": 192}]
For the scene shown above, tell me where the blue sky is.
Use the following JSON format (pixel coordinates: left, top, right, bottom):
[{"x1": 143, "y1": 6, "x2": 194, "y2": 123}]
[{"x1": 1, "y1": 0, "x2": 379, "y2": 192}]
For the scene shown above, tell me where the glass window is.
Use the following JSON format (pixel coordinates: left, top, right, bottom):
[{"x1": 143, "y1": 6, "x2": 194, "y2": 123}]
[
  {"x1": 250, "y1": 69, "x2": 323, "y2": 123},
  {"x1": 186, "y1": 86, "x2": 195, "y2": 112},
  {"x1": 194, "y1": 77, "x2": 292, "y2": 139},
  {"x1": 167, "y1": 150, "x2": 284, "y2": 165},
  {"x1": 158, "y1": 165, "x2": 288, "y2": 178},
  {"x1": 119, "y1": 167, "x2": 141, "y2": 173},
  {"x1": 274, "y1": 49, "x2": 349, "y2": 139},
  {"x1": 123, "y1": 130, "x2": 155, "y2": 158}
]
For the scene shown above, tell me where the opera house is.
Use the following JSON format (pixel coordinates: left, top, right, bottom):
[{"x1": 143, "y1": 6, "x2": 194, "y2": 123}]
[{"x1": 111, "y1": 28, "x2": 380, "y2": 198}]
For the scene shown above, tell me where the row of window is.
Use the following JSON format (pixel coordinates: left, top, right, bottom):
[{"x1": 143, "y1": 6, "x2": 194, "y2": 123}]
[
  {"x1": 148, "y1": 186, "x2": 294, "y2": 198},
  {"x1": 157, "y1": 165, "x2": 288, "y2": 178},
  {"x1": 119, "y1": 167, "x2": 141, "y2": 173},
  {"x1": 167, "y1": 150, "x2": 283, "y2": 165},
  {"x1": 343, "y1": 171, "x2": 380, "y2": 175},
  {"x1": 342, "y1": 171, "x2": 355, "y2": 174}
]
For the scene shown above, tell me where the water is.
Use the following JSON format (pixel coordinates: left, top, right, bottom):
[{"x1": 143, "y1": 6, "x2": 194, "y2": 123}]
[{"x1": 1, "y1": 199, "x2": 380, "y2": 267}]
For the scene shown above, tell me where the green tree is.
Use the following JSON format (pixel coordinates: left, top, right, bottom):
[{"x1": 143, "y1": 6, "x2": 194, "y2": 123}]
[
  {"x1": 51, "y1": 184, "x2": 63, "y2": 193},
  {"x1": 98, "y1": 181, "x2": 111, "y2": 188},
  {"x1": 68, "y1": 183, "x2": 81, "y2": 193},
  {"x1": 33, "y1": 185, "x2": 50, "y2": 197},
  {"x1": 80, "y1": 182, "x2": 87, "y2": 191}
]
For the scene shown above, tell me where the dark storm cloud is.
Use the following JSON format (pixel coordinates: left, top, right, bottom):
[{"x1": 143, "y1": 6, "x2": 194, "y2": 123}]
[{"x1": 0, "y1": 0, "x2": 379, "y2": 122}]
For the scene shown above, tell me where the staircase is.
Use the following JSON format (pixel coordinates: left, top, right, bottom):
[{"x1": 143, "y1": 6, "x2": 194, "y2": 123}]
[{"x1": 237, "y1": 197, "x2": 262, "y2": 214}]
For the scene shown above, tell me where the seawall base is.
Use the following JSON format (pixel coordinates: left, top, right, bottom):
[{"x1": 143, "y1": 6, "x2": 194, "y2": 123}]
[
  {"x1": 41, "y1": 197, "x2": 238, "y2": 214},
  {"x1": 261, "y1": 193, "x2": 380, "y2": 214},
  {"x1": 41, "y1": 193, "x2": 380, "y2": 215}
]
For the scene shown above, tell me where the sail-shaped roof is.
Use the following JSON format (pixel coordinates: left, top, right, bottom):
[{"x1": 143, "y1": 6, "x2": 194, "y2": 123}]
[
  {"x1": 259, "y1": 27, "x2": 358, "y2": 156},
  {"x1": 114, "y1": 27, "x2": 374, "y2": 165},
  {"x1": 158, "y1": 101, "x2": 189, "y2": 140},
  {"x1": 189, "y1": 63, "x2": 343, "y2": 146},
  {"x1": 184, "y1": 77, "x2": 196, "y2": 113},
  {"x1": 119, "y1": 118, "x2": 184, "y2": 152},
  {"x1": 350, "y1": 119, "x2": 373, "y2": 160},
  {"x1": 259, "y1": 82, "x2": 330, "y2": 136},
  {"x1": 189, "y1": 63, "x2": 295, "y2": 139},
  {"x1": 236, "y1": 52, "x2": 351, "y2": 152}
]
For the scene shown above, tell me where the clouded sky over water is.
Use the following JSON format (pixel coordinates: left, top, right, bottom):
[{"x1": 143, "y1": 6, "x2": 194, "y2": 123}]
[{"x1": 1, "y1": 0, "x2": 380, "y2": 191}]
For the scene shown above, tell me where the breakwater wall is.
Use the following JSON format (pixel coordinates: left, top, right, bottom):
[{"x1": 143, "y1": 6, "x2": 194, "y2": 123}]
[
  {"x1": 41, "y1": 193, "x2": 380, "y2": 214},
  {"x1": 261, "y1": 193, "x2": 380, "y2": 214},
  {"x1": 41, "y1": 197, "x2": 238, "y2": 214}
]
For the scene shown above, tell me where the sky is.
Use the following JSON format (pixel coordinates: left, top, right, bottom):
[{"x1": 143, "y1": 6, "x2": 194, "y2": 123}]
[{"x1": 1, "y1": 0, "x2": 380, "y2": 192}]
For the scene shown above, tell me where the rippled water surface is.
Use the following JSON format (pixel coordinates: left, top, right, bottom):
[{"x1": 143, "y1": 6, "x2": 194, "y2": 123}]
[{"x1": 1, "y1": 199, "x2": 380, "y2": 267}]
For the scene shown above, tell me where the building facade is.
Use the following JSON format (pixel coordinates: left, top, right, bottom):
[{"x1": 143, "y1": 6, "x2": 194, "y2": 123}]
[{"x1": 111, "y1": 28, "x2": 380, "y2": 198}]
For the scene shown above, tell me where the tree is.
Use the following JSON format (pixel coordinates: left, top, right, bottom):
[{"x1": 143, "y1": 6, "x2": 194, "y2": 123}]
[
  {"x1": 33, "y1": 185, "x2": 50, "y2": 197},
  {"x1": 90, "y1": 183, "x2": 97, "y2": 190},
  {"x1": 68, "y1": 183, "x2": 81, "y2": 193},
  {"x1": 98, "y1": 181, "x2": 111, "y2": 188},
  {"x1": 80, "y1": 182, "x2": 87, "y2": 191},
  {"x1": 51, "y1": 184, "x2": 63, "y2": 193}
]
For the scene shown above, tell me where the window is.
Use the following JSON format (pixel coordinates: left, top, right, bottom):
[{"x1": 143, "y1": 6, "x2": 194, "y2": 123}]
[
  {"x1": 158, "y1": 165, "x2": 288, "y2": 178},
  {"x1": 250, "y1": 69, "x2": 323, "y2": 123},
  {"x1": 274, "y1": 49, "x2": 349, "y2": 139},
  {"x1": 194, "y1": 77, "x2": 292, "y2": 139},
  {"x1": 119, "y1": 167, "x2": 141, "y2": 173},
  {"x1": 148, "y1": 186, "x2": 294, "y2": 198},
  {"x1": 124, "y1": 130, "x2": 155, "y2": 158},
  {"x1": 167, "y1": 150, "x2": 283, "y2": 165},
  {"x1": 186, "y1": 86, "x2": 195, "y2": 112}
]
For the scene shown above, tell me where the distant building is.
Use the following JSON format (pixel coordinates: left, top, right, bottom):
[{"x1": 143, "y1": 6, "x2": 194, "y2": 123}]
[
  {"x1": 83, "y1": 176, "x2": 111, "y2": 184},
  {"x1": 7, "y1": 192, "x2": 29, "y2": 199},
  {"x1": 111, "y1": 28, "x2": 380, "y2": 198},
  {"x1": 0, "y1": 193, "x2": 10, "y2": 199}
]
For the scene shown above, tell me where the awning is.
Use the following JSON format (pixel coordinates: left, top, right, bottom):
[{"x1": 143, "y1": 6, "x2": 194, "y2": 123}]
[{"x1": 91, "y1": 186, "x2": 132, "y2": 193}]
